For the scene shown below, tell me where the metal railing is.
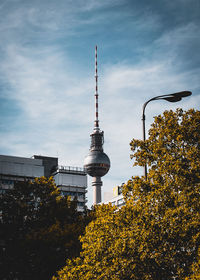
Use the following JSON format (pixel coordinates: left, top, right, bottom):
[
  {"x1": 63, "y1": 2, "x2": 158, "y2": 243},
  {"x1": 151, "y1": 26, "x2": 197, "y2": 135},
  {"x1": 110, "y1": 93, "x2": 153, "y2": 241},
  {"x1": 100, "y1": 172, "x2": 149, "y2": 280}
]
[{"x1": 57, "y1": 165, "x2": 86, "y2": 173}]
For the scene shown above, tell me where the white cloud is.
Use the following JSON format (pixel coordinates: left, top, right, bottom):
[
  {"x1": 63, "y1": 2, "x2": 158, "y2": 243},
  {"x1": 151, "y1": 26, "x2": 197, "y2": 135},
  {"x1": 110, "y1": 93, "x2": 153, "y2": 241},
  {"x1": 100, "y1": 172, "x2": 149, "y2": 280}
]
[
  {"x1": 0, "y1": 0, "x2": 124, "y2": 37},
  {"x1": 155, "y1": 22, "x2": 200, "y2": 49},
  {"x1": 2, "y1": 44, "x2": 92, "y2": 124}
]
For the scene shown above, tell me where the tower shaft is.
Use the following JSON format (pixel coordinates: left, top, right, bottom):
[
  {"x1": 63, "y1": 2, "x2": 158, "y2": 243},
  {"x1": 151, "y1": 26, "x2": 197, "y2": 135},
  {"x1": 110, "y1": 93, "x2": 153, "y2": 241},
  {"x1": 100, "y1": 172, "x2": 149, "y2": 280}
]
[{"x1": 92, "y1": 177, "x2": 102, "y2": 204}]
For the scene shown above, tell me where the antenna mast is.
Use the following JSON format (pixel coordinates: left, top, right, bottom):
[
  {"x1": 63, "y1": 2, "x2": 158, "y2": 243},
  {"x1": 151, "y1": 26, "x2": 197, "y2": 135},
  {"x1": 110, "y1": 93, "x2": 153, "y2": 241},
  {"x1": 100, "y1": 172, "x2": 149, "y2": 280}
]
[{"x1": 94, "y1": 45, "x2": 99, "y2": 130}]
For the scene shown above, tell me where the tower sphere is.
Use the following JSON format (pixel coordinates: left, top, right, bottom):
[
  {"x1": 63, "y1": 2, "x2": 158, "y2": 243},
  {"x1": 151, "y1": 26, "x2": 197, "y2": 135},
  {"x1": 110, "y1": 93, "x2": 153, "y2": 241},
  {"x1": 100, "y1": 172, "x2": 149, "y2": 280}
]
[{"x1": 84, "y1": 150, "x2": 110, "y2": 177}]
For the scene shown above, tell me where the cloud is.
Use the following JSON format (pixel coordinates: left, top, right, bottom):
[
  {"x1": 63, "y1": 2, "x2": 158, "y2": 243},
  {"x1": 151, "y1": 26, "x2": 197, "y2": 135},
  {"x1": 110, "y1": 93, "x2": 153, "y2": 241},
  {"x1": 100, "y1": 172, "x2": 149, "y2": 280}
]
[
  {"x1": 0, "y1": 43, "x2": 94, "y2": 170},
  {"x1": 0, "y1": 0, "x2": 124, "y2": 35},
  {"x1": 1, "y1": 44, "x2": 92, "y2": 122}
]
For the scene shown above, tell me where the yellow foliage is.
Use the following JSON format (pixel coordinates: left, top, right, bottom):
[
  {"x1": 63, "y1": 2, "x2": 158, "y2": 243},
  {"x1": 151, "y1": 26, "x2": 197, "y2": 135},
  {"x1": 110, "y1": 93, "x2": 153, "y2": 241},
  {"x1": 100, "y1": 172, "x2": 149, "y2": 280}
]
[{"x1": 54, "y1": 109, "x2": 200, "y2": 280}]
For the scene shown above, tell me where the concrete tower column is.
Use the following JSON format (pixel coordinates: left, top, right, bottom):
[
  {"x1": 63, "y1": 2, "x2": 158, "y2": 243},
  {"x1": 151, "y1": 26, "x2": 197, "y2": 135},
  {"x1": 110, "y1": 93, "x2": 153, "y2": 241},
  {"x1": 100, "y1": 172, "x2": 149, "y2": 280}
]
[{"x1": 92, "y1": 176, "x2": 102, "y2": 205}]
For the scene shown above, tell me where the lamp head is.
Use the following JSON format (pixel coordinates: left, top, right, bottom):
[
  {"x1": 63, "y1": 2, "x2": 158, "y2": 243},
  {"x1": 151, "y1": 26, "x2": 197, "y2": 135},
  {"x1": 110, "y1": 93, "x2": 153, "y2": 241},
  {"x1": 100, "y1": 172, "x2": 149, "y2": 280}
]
[
  {"x1": 163, "y1": 96, "x2": 182, "y2": 102},
  {"x1": 160, "y1": 91, "x2": 192, "y2": 103},
  {"x1": 174, "y1": 91, "x2": 192, "y2": 97}
]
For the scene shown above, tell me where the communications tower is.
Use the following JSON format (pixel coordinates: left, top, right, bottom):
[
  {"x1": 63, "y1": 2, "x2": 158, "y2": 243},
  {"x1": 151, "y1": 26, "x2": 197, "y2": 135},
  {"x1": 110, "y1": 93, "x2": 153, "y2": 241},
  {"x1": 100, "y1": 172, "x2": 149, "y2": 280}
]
[{"x1": 84, "y1": 46, "x2": 110, "y2": 205}]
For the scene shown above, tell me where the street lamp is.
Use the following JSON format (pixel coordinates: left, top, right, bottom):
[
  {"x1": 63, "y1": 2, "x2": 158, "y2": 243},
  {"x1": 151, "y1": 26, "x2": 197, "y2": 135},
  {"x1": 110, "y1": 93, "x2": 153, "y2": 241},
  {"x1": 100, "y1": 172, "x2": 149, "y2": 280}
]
[{"x1": 142, "y1": 91, "x2": 192, "y2": 180}]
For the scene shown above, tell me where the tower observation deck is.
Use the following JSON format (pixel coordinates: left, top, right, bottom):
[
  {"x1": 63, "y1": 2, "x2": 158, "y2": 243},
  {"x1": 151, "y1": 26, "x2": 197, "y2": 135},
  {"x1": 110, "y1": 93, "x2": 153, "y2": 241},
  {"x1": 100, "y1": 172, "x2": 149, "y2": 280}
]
[{"x1": 84, "y1": 46, "x2": 110, "y2": 205}]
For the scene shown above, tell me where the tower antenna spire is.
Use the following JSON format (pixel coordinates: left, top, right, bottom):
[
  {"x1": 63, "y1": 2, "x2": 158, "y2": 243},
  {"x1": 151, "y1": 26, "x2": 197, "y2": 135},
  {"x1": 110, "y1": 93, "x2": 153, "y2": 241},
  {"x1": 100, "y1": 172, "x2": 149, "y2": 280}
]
[{"x1": 94, "y1": 45, "x2": 99, "y2": 129}]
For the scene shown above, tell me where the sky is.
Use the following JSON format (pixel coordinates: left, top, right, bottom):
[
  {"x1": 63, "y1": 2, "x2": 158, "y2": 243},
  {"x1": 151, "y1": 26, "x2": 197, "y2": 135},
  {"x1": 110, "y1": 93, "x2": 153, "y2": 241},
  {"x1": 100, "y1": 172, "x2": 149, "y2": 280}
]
[{"x1": 0, "y1": 0, "x2": 200, "y2": 207}]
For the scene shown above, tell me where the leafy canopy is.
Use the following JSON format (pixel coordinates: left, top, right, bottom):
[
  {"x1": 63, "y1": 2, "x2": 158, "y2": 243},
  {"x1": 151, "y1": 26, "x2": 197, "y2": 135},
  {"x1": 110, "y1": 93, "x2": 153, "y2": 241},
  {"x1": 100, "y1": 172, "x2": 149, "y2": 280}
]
[
  {"x1": 0, "y1": 177, "x2": 89, "y2": 280},
  {"x1": 53, "y1": 109, "x2": 200, "y2": 280}
]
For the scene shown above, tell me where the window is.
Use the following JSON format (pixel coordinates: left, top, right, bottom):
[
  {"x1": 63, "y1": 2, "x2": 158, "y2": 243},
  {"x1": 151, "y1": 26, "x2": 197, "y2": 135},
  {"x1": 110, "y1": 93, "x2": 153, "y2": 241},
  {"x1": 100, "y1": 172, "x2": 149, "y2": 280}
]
[{"x1": 117, "y1": 198, "x2": 125, "y2": 206}]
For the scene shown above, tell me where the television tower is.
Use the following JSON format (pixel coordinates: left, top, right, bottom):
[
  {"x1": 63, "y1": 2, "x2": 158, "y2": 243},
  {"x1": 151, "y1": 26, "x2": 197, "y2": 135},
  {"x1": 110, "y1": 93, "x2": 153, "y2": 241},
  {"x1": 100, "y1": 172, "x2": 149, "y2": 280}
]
[{"x1": 84, "y1": 46, "x2": 110, "y2": 205}]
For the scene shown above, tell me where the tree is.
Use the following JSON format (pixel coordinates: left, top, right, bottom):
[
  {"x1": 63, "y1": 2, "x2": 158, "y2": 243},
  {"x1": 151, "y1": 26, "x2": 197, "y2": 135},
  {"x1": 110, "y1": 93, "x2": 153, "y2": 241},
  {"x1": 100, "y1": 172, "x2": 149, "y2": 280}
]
[
  {"x1": 0, "y1": 177, "x2": 90, "y2": 280},
  {"x1": 53, "y1": 109, "x2": 200, "y2": 280}
]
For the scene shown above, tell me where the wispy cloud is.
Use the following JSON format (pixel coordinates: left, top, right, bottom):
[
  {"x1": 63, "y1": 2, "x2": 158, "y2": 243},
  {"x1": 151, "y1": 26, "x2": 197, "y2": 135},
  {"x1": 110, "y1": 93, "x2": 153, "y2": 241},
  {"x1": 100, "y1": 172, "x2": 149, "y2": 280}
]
[
  {"x1": 153, "y1": 23, "x2": 200, "y2": 68},
  {"x1": 1, "y1": 44, "x2": 92, "y2": 121}
]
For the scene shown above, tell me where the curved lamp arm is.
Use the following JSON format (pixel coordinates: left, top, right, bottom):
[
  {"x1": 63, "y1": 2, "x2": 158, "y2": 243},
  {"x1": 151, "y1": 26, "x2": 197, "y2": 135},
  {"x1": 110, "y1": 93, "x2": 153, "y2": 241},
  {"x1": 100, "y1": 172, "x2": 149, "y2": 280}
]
[{"x1": 142, "y1": 90, "x2": 192, "y2": 179}]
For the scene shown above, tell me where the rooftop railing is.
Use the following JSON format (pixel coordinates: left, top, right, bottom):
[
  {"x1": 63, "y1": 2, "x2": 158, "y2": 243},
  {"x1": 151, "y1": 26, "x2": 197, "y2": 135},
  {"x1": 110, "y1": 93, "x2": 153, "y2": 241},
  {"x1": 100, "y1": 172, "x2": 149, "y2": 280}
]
[{"x1": 57, "y1": 165, "x2": 86, "y2": 173}]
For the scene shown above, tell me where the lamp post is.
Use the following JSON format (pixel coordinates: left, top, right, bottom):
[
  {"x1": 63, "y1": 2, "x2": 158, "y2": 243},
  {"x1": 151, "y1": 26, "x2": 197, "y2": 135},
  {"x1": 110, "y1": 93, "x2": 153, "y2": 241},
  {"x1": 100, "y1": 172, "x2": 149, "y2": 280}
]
[{"x1": 142, "y1": 91, "x2": 192, "y2": 180}]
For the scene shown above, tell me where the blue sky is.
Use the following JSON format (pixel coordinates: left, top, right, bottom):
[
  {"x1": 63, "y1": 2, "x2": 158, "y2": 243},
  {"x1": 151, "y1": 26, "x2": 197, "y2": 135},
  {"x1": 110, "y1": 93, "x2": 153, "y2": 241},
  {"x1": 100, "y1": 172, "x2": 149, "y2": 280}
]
[{"x1": 0, "y1": 0, "x2": 199, "y2": 207}]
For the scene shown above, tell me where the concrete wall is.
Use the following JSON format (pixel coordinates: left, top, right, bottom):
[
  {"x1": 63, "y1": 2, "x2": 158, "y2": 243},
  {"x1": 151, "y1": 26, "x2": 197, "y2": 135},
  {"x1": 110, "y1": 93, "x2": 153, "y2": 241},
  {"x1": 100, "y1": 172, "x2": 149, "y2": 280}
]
[
  {"x1": 53, "y1": 172, "x2": 87, "y2": 188},
  {"x1": 0, "y1": 155, "x2": 44, "y2": 178}
]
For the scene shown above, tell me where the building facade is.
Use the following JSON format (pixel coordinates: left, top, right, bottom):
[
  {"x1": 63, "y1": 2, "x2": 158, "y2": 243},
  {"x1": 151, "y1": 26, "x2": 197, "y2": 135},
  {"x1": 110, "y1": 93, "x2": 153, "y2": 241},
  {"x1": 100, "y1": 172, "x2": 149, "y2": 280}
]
[
  {"x1": 0, "y1": 154, "x2": 87, "y2": 211},
  {"x1": 102, "y1": 185, "x2": 125, "y2": 208},
  {"x1": 52, "y1": 165, "x2": 87, "y2": 212}
]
